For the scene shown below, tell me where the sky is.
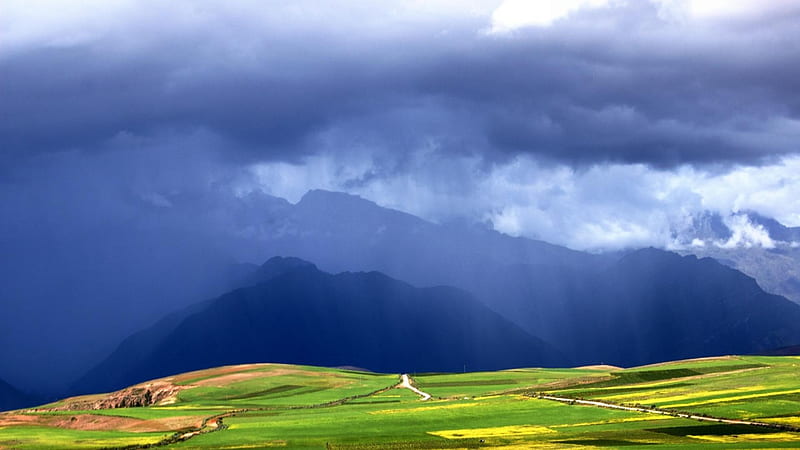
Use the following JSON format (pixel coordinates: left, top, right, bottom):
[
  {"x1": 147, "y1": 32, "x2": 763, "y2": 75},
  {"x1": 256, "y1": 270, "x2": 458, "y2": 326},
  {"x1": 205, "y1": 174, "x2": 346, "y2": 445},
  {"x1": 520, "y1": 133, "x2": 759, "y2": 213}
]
[{"x1": 3, "y1": 0, "x2": 800, "y2": 252}]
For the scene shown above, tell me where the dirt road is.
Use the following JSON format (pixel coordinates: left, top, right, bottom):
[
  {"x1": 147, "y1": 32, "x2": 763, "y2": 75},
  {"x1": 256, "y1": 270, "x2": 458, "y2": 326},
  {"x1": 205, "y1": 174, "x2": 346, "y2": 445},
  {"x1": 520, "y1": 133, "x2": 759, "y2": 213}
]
[{"x1": 400, "y1": 374, "x2": 431, "y2": 400}]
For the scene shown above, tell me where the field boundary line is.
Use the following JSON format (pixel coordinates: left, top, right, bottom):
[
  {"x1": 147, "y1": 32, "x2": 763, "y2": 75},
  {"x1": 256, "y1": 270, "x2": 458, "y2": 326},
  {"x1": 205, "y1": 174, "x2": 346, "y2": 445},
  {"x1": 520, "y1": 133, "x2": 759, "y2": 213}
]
[{"x1": 530, "y1": 393, "x2": 800, "y2": 432}]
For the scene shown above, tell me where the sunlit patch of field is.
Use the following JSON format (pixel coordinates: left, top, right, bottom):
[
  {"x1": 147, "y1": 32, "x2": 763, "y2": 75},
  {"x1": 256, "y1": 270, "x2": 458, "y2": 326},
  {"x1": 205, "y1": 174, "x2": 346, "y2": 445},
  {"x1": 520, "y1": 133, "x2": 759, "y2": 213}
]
[
  {"x1": 764, "y1": 416, "x2": 800, "y2": 426},
  {"x1": 663, "y1": 388, "x2": 800, "y2": 409},
  {"x1": 428, "y1": 424, "x2": 556, "y2": 439},
  {"x1": 549, "y1": 413, "x2": 672, "y2": 428},
  {"x1": 600, "y1": 384, "x2": 770, "y2": 404},
  {"x1": 491, "y1": 443, "x2": 574, "y2": 449},
  {"x1": 415, "y1": 367, "x2": 602, "y2": 398},
  {"x1": 205, "y1": 440, "x2": 287, "y2": 448},
  {"x1": 550, "y1": 356, "x2": 800, "y2": 421},
  {"x1": 0, "y1": 426, "x2": 169, "y2": 449},
  {"x1": 173, "y1": 364, "x2": 397, "y2": 409},
  {"x1": 370, "y1": 401, "x2": 478, "y2": 415},
  {"x1": 637, "y1": 355, "x2": 739, "y2": 368},
  {"x1": 687, "y1": 432, "x2": 800, "y2": 443}
]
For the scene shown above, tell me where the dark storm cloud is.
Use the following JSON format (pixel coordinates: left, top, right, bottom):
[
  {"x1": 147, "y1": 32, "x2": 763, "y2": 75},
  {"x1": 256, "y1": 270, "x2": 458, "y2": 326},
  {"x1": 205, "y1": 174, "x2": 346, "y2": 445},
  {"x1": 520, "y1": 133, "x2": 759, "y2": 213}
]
[
  {"x1": 0, "y1": 136, "x2": 292, "y2": 391},
  {"x1": 2, "y1": 1, "x2": 800, "y2": 169},
  {"x1": 4, "y1": 0, "x2": 800, "y2": 393}
]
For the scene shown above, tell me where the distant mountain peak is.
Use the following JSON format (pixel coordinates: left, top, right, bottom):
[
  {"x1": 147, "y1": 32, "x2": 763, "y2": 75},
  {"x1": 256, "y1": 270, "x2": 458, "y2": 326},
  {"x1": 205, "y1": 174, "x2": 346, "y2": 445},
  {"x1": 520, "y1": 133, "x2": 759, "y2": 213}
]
[
  {"x1": 297, "y1": 189, "x2": 375, "y2": 207},
  {"x1": 671, "y1": 210, "x2": 800, "y2": 250},
  {"x1": 622, "y1": 247, "x2": 682, "y2": 262},
  {"x1": 235, "y1": 256, "x2": 319, "y2": 288},
  {"x1": 260, "y1": 256, "x2": 316, "y2": 271},
  {"x1": 76, "y1": 259, "x2": 562, "y2": 392},
  {"x1": 293, "y1": 189, "x2": 428, "y2": 230}
]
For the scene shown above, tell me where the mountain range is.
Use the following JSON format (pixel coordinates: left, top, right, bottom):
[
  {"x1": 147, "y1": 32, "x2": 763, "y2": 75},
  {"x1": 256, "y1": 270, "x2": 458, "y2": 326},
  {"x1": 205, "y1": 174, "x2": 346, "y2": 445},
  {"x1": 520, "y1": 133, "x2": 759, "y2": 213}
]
[
  {"x1": 675, "y1": 211, "x2": 800, "y2": 305},
  {"x1": 481, "y1": 248, "x2": 800, "y2": 366},
  {"x1": 223, "y1": 191, "x2": 800, "y2": 364},
  {"x1": 75, "y1": 257, "x2": 561, "y2": 394},
  {"x1": 12, "y1": 189, "x2": 800, "y2": 401},
  {"x1": 249, "y1": 189, "x2": 607, "y2": 284},
  {"x1": 77, "y1": 250, "x2": 800, "y2": 395}
]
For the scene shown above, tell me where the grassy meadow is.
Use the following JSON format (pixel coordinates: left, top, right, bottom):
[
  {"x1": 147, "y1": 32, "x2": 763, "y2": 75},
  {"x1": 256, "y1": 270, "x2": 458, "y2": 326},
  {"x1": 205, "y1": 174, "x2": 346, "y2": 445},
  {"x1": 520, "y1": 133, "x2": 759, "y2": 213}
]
[{"x1": 1, "y1": 356, "x2": 799, "y2": 448}]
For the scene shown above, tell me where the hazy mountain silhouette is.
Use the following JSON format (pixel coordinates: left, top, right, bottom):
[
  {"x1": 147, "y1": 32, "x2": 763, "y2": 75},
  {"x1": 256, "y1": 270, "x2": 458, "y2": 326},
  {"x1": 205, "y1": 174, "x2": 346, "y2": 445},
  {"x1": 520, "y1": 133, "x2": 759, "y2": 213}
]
[
  {"x1": 481, "y1": 248, "x2": 800, "y2": 366},
  {"x1": 74, "y1": 193, "x2": 800, "y2": 394},
  {"x1": 245, "y1": 191, "x2": 800, "y2": 364},
  {"x1": 72, "y1": 257, "x2": 313, "y2": 394},
  {"x1": 256, "y1": 190, "x2": 610, "y2": 289},
  {"x1": 75, "y1": 258, "x2": 562, "y2": 394}
]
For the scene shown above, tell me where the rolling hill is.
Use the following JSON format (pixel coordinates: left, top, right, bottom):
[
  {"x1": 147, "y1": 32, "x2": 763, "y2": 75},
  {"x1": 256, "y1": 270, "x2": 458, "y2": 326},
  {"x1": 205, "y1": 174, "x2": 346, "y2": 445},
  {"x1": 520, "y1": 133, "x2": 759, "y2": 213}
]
[{"x1": 4, "y1": 356, "x2": 800, "y2": 448}]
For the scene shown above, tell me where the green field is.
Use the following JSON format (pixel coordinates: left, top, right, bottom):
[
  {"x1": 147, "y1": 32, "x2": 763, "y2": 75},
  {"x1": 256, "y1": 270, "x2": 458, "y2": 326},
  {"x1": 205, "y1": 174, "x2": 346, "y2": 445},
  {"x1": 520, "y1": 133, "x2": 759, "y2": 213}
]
[{"x1": 2, "y1": 356, "x2": 800, "y2": 448}]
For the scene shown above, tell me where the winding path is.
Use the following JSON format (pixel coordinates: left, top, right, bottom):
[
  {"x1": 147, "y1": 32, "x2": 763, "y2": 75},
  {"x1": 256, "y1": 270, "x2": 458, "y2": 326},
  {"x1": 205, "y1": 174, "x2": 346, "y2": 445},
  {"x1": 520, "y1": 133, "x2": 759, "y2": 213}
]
[{"x1": 400, "y1": 374, "x2": 431, "y2": 401}]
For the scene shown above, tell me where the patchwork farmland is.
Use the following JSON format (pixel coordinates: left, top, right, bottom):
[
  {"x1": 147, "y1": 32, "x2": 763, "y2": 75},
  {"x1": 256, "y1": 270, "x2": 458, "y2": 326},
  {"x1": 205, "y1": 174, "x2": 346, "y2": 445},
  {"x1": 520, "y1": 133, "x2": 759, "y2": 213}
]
[{"x1": 2, "y1": 356, "x2": 800, "y2": 448}]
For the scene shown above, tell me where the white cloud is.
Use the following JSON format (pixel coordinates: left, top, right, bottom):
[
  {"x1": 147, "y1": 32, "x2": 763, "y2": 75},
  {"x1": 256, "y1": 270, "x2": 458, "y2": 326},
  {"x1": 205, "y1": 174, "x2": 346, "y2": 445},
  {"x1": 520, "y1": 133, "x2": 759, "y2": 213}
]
[
  {"x1": 490, "y1": 0, "x2": 613, "y2": 31},
  {"x1": 488, "y1": 0, "x2": 800, "y2": 32},
  {"x1": 247, "y1": 154, "x2": 800, "y2": 251},
  {"x1": 692, "y1": 157, "x2": 800, "y2": 228},
  {"x1": 247, "y1": 152, "x2": 378, "y2": 203},
  {"x1": 0, "y1": 0, "x2": 499, "y2": 58},
  {"x1": 651, "y1": 0, "x2": 800, "y2": 23},
  {"x1": 687, "y1": 0, "x2": 797, "y2": 20},
  {"x1": 0, "y1": 0, "x2": 136, "y2": 54},
  {"x1": 716, "y1": 214, "x2": 775, "y2": 249}
]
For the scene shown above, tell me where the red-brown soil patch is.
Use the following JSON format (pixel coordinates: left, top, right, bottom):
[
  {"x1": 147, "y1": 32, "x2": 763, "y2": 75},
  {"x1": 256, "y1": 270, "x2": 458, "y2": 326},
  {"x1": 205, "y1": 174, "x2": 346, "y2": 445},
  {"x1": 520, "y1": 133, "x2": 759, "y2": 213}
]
[
  {"x1": 188, "y1": 367, "x2": 322, "y2": 387},
  {"x1": 0, "y1": 412, "x2": 204, "y2": 433},
  {"x1": 35, "y1": 381, "x2": 186, "y2": 412},
  {"x1": 168, "y1": 363, "x2": 273, "y2": 384}
]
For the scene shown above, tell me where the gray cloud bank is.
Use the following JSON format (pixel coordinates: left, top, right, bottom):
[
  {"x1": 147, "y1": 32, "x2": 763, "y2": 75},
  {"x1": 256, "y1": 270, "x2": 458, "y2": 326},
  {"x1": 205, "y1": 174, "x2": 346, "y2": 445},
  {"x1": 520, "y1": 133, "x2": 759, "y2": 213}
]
[{"x1": 2, "y1": 0, "x2": 800, "y2": 169}]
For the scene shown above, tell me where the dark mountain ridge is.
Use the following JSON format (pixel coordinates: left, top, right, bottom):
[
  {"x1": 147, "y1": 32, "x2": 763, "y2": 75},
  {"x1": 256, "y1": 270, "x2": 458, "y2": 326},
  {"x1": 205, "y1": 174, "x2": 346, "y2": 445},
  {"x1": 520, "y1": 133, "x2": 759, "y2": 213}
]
[
  {"x1": 74, "y1": 193, "x2": 800, "y2": 394},
  {"x1": 75, "y1": 258, "x2": 562, "y2": 394},
  {"x1": 479, "y1": 248, "x2": 800, "y2": 366},
  {"x1": 245, "y1": 191, "x2": 800, "y2": 367}
]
